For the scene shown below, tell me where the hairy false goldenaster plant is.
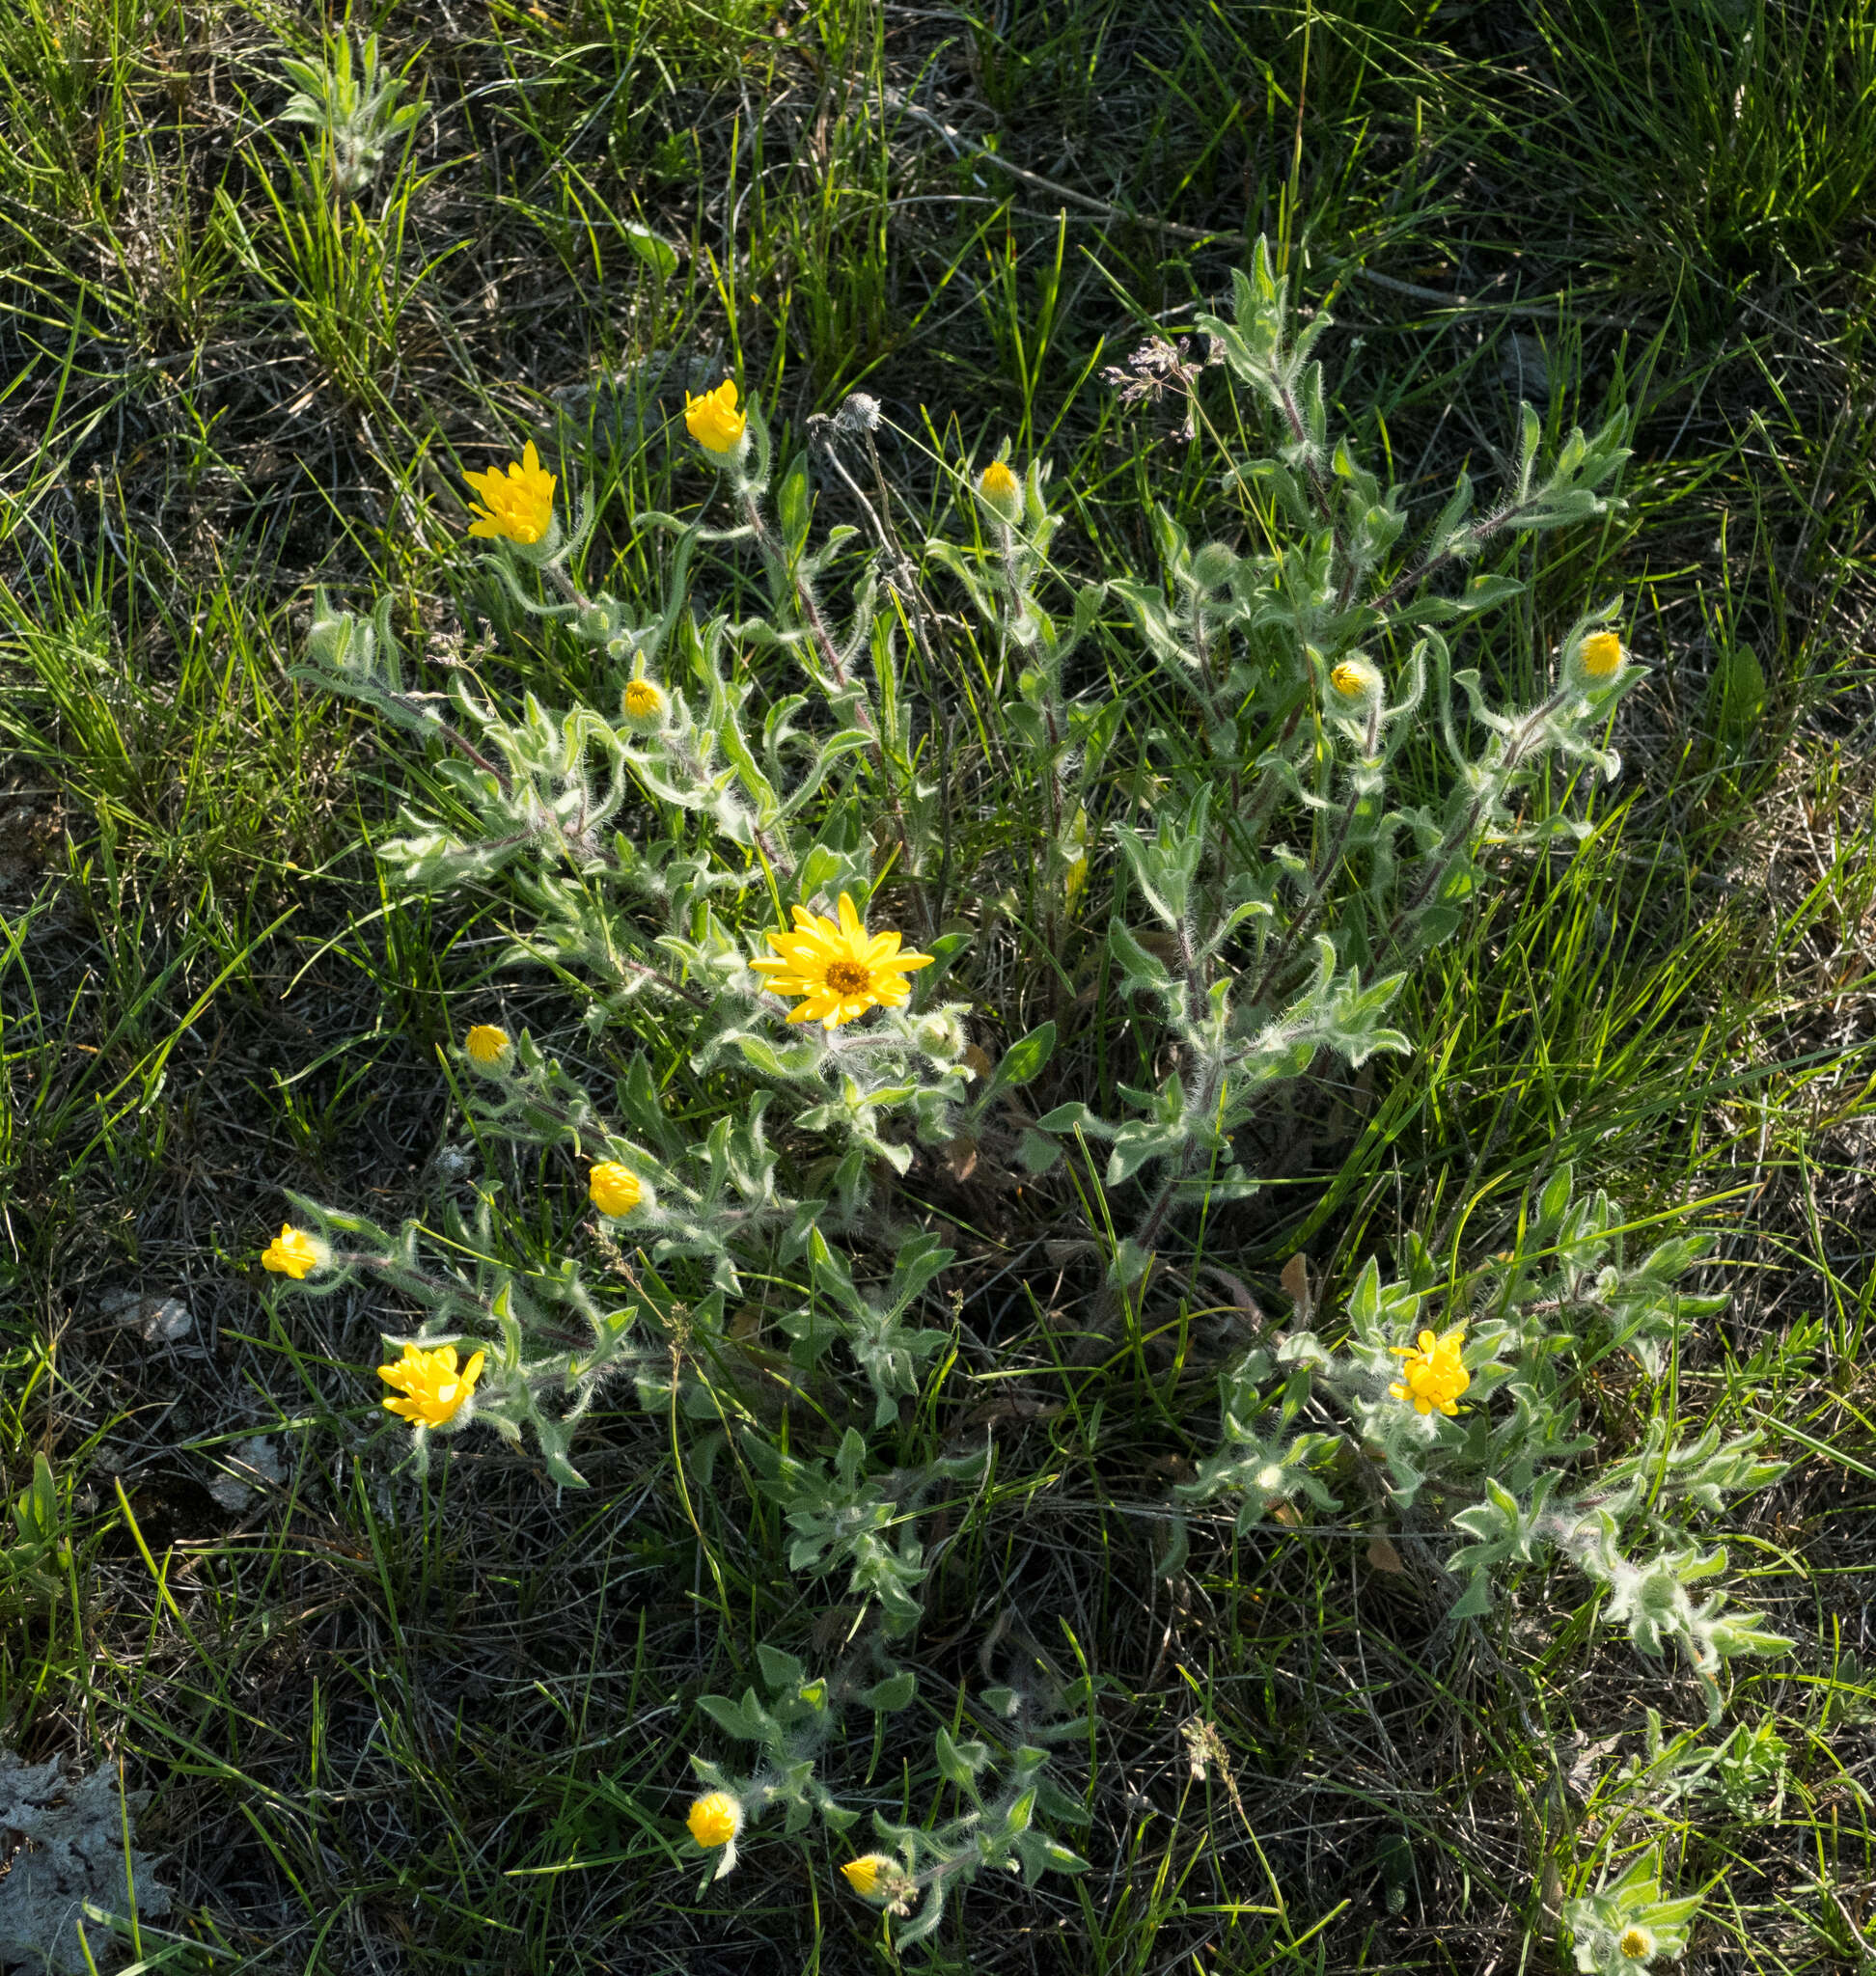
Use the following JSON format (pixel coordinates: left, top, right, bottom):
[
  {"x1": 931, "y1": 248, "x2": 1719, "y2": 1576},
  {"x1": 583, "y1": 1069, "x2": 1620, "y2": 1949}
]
[{"x1": 264, "y1": 239, "x2": 1792, "y2": 1949}]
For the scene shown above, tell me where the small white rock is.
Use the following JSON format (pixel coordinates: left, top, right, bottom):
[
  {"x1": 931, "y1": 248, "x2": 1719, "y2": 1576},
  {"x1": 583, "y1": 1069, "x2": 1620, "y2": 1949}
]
[
  {"x1": 141, "y1": 1298, "x2": 192, "y2": 1343},
  {"x1": 207, "y1": 1436, "x2": 283, "y2": 1513},
  {"x1": 103, "y1": 1291, "x2": 193, "y2": 1343}
]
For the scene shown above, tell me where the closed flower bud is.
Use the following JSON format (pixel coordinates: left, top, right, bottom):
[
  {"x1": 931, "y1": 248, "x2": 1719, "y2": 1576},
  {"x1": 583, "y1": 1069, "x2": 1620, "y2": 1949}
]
[
  {"x1": 1328, "y1": 656, "x2": 1382, "y2": 709},
  {"x1": 1573, "y1": 628, "x2": 1625, "y2": 686},
  {"x1": 686, "y1": 1792, "x2": 743, "y2": 1850},
  {"x1": 977, "y1": 456, "x2": 1024, "y2": 524},
  {"x1": 840, "y1": 1852, "x2": 905, "y2": 1902},
  {"x1": 912, "y1": 1009, "x2": 967, "y2": 1062},
  {"x1": 463, "y1": 1024, "x2": 511, "y2": 1069},
  {"x1": 589, "y1": 1162, "x2": 644, "y2": 1218},
  {"x1": 262, "y1": 1224, "x2": 328, "y2": 1280},
  {"x1": 304, "y1": 590, "x2": 368, "y2": 674},
  {"x1": 621, "y1": 676, "x2": 666, "y2": 727}
]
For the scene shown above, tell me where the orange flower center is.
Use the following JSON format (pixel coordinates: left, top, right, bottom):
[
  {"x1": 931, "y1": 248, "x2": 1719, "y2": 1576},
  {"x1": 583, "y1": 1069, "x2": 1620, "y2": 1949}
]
[{"x1": 825, "y1": 959, "x2": 870, "y2": 995}]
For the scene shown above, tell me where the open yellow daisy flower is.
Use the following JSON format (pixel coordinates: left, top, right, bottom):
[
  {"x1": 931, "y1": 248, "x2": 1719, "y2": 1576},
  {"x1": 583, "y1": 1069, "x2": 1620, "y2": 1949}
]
[
  {"x1": 464, "y1": 441, "x2": 556, "y2": 544},
  {"x1": 749, "y1": 892, "x2": 933, "y2": 1029},
  {"x1": 377, "y1": 1341, "x2": 486, "y2": 1429},
  {"x1": 1389, "y1": 1326, "x2": 1469, "y2": 1416}
]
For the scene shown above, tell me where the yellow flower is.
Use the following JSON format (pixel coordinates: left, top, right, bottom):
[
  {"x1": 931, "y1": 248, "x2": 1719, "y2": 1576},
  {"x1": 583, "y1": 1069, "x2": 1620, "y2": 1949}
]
[
  {"x1": 1329, "y1": 656, "x2": 1382, "y2": 706},
  {"x1": 377, "y1": 1341, "x2": 485, "y2": 1429},
  {"x1": 684, "y1": 379, "x2": 747, "y2": 454},
  {"x1": 1389, "y1": 1327, "x2": 1470, "y2": 1416},
  {"x1": 840, "y1": 1852, "x2": 899, "y2": 1900},
  {"x1": 749, "y1": 892, "x2": 935, "y2": 1029},
  {"x1": 464, "y1": 1024, "x2": 510, "y2": 1066},
  {"x1": 1617, "y1": 1928, "x2": 1653, "y2": 1961},
  {"x1": 621, "y1": 678, "x2": 665, "y2": 723},
  {"x1": 464, "y1": 441, "x2": 556, "y2": 545},
  {"x1": 589, "y1": 1161, "x2": 643, "y2": 1218},
  {"x1": 977, "y1": 456, "x2": 1023, "y2": 522},
  {"x1": 1580, "y1": 630, "x2": 1624, "y2": 680},
  {"x1": 687, "y1": 1792, "x2": 742, "y2": 1849},
  {"x1": 262, "y1": 1224, "x2": 324, "y2": 1279}
]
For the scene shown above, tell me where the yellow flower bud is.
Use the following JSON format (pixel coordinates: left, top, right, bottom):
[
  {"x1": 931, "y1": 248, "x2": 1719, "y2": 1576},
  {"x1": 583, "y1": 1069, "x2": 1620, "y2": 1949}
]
[
  {"x1": 684, "y1": 380, "x2": 748, "y2": 455},
  {"x1": 262, "y1": 1224, "x2": 325, "y2": 1280},
  {"x1": 1579, "y1": 629, "x2": 1624, "y2": 680},
  {"x1": 840, "y1": 1852, "x2": 899, "y2": 1900},
  {"x1": 464, "y1": 1024, "x2": 510, "y2": 1067},
  {"x1": 1327, "y1": 656, "x2": 1382, "y2": 708},
  {"x1": 687, "y1": 1792, "x2": 742, "y2": 1849},
  {"x1": 589, "y1": 1162, "x2": 643, "y2": 1218},
  {"x1": 621, "y1": 677, "x2": 665, "y2": 725},
  {"x1": 976, "y1": 456, "x2": 1023, "y2": 523}
]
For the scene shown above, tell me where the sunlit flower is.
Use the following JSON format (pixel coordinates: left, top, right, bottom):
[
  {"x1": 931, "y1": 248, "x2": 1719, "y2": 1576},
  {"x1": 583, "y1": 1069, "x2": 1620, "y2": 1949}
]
[
  {"x1": 262, "y1": 1223, "x2": 326, "y2": 1279},
  {"x1": 687, "y1": 1792, "x2": 742, "y2": 1849},
  {"x1": 977, "y1": 456, "x2": 1023, "y2": 522},
  {"x1": 749, "y1": 892, "x2": 934, "y2": 1029},
  {"x1": 589, "y1": 1161, "x2": 643, "y2": 1218},
  {"x1": 377, "y1": 1341, "x2": 485, "y2": 1429},
  {"x1": 840, "y1": 1852, "x2": 901, "y2": 1900},
  {"x1": 464, "y1": 441, "x2": 556, "y2": 545},
  {"x1": 1579, "y1": 630, "x2": 1625, "y2": 680},
  {"x1": 1389, "y1": 1327, "x2": 1470, "y2": 1416},
  {"x1": 464, "y1": 1024, "x2": 511, "y2": 1067},
  {"x1": 621, "y1": 677, "x2": 665, "y2": 724},
  {"x1": 1329, "y1": 657, "x2": 1382, "y2": 707},
  {"x1": 1617, "y1": 1927, "x2": 1655, "y2": 1962},
  {"x1": 684, "y1": 379, "x2": 747, "y2": 454}
]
